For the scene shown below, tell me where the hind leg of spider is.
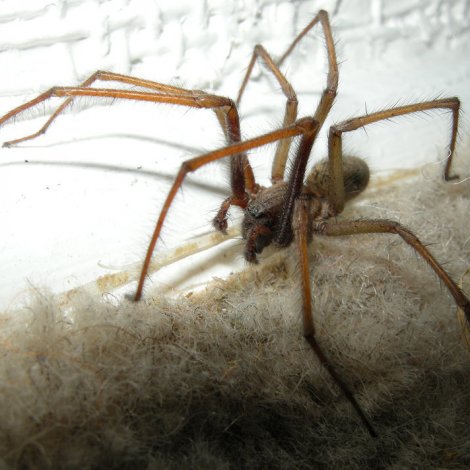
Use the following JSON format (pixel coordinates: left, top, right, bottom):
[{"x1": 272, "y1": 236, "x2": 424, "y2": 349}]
[
  {"x1": 293, "y1": 198, "x2": 378, "y2": 437},
  {"x1": 327, "y1": 97, "x2": 461, "y2": 214},
  {"x1": 313, "y1": 219, "x2": 470, "y2": 327}
]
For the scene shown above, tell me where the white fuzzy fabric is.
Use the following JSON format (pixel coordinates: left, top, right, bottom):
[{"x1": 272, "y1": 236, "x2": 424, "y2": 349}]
[{"x1": 0, "y1": 156, "x2": 469, "y2": 468}]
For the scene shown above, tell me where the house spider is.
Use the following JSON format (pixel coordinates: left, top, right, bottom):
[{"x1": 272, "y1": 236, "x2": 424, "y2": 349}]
[{"x1": 1, "y1": 10, "x2": 469, "y2": 438}]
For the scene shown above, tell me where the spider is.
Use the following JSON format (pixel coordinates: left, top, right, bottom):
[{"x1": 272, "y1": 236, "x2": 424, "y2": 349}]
[{"x1": 1, "y1": 10, "x2": 469, "y2": 438}]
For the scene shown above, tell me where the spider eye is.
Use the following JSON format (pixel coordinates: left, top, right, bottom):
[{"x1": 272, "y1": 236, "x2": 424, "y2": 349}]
[{"x1": 248, "y1": 204, "x2": 264, "y2": 219}]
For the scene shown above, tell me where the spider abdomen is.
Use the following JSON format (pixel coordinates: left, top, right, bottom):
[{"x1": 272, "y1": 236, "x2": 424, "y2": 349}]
[{"x1": 307, "y1": 156, "x2": 370, "y2": 201}]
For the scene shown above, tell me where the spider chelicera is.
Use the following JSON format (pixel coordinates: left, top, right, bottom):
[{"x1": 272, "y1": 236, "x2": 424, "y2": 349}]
[{"x1": 1, "y1": 10, "x2": 469, "y2": 437}]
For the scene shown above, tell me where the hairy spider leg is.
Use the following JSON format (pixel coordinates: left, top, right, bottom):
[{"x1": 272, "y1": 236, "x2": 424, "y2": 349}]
[
  {"x1": 293, "y1": 199, "x2": 378, "y2": 437},
  {"x1": 327, "y1": 98, "x2": 461, "y2": 214},
  {"x1": 2, "y1": 71, "x2": 198, "y2": 147},
  {"x1": 275, "y1": 119, "x2": 319, "y2": 247},
  {"x1": 0, "y1": 70, "x2": 256, "y2": 198},
  {"x1": 237, "y1": 10, "x2": 338, "y2": 182},
  {"x1": 236, "y1": 45, "x2": 298, "y2": 182},
  {"x1": 312, "y1": 219, "x2": 470, "y2": 329},
  {"x1": 271, "y1": 119, "x2": 377, "y2": 436},
  {"x1": 135, "y1": 117, "x2": 319, "y2": 300},
  {"x1": 0, "y1": 84, "x2": 258, "y2": 202}
]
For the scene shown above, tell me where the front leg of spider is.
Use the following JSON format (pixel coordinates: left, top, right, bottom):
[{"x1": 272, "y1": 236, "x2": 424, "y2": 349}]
[
  {"x1": 236, "y1": 120, "x2": 377, "y2": 435},
  {"x1": 293, "y1": 196, "x2": 378, "y2": 438},
  {"x1": 293, "y1": 156, "x2": 377, "y2": 437}
]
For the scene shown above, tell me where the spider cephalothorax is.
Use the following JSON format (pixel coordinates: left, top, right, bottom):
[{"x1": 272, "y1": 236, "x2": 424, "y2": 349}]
[
  {"x1": 241, "y1": 156, "x2": 370, "y2": 263},
  {"x1": 1, "y1": 10, "x2": 468, "y2": 438}
]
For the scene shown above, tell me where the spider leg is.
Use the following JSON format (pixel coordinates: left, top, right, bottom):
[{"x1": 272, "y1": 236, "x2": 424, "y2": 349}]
[
  {"x1": 1, "y1": 71, "x2": 258, "y2": 191},
  {"x1": 237, "y1": 45, "x2": 298, "y2": 182},
  {"x1": 1, "y1": 71, "x2": 200, "y2": 147},
  {"x1": 134, "y1": 117, "x2": 319, "y2": 300},
  {"x1": 274, "y1": 117, "x2": 320, "y2": 247},
  {"x1": 312, "y1": 219, "x2": 470, "y2": 326},
  {"x1": 293, "y1": 198, "x2": 378, "y2": 437},
  {"x1": 327, "y1": 98, "x2": 461, "y2": 214},
  {"x1": 0, "y1": 86, "x2": 242, "y2": 144},
  {"x1": 236, "y1": 10, "x2": 338, "y2": 182},
  {"x1": 0, "y1": 84, "x2": 257, "y2": 203},
  {"x1": 279, "y1": 10, "x2": 338, "y2": 125}
]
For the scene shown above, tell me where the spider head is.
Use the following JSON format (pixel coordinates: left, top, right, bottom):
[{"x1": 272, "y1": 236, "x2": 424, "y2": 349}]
[
  {"x1": 306, "y1": 156, "x2": 370, "y2": 201},
  {"x1": 241, "y1": 183, "x2": 287, "y2": 262}
]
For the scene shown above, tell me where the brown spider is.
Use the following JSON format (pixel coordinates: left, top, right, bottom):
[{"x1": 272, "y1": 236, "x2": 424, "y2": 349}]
[{"x1": 1, "y1": 10, "x2": 469, "y2": 438}]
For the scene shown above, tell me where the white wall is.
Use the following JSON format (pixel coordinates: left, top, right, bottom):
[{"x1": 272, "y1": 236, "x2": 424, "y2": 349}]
[
  {"x1": 0, "y1": 0, "x2": 469, "y2": 308},
  {"x1": 2, "y1": 0, "x2": 469, "y2": 167}
]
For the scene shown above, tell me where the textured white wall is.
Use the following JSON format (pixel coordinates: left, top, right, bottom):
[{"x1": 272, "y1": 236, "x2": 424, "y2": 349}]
[
  {"x1": 2, "y1": 0, "x2": 469, "y2": 165},
  {"x1": 0, "y1": 0, "x2": 469, "y2": 307},
  {"x1": 1, "y1": 0, "x2": 469, "y2": 91}
]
